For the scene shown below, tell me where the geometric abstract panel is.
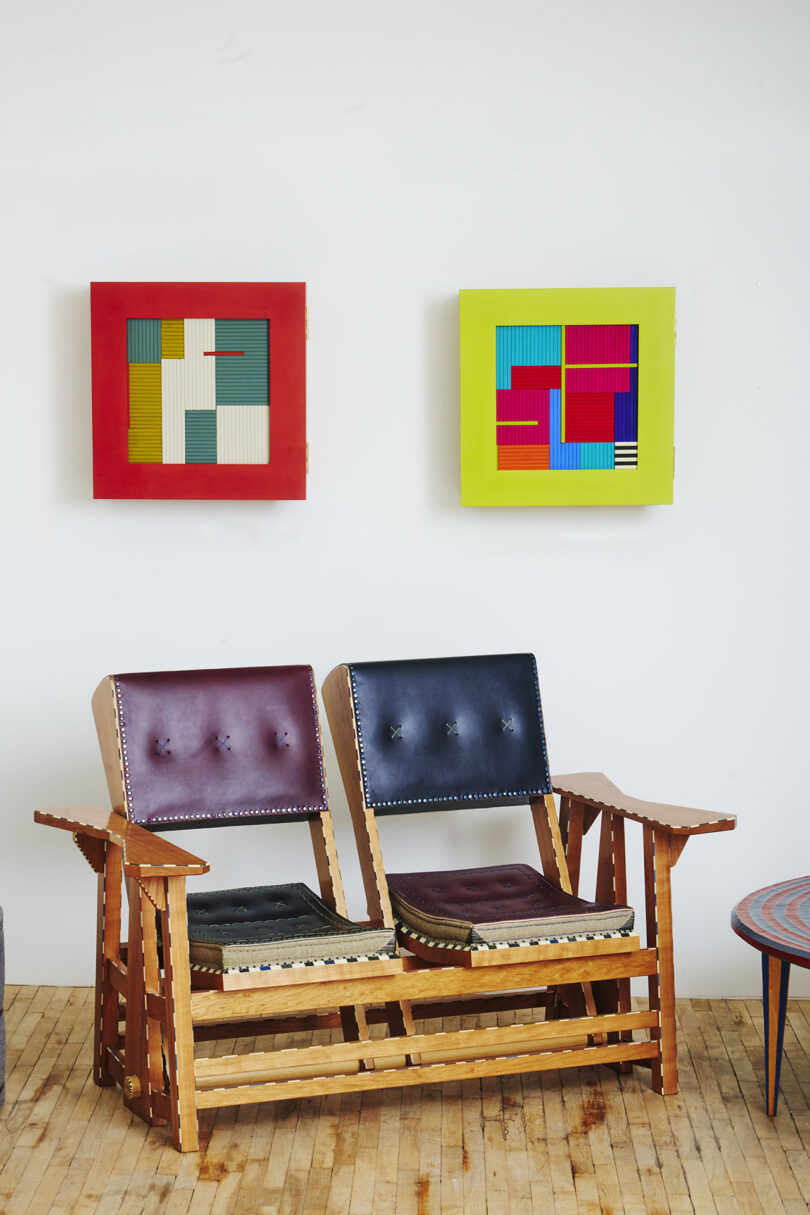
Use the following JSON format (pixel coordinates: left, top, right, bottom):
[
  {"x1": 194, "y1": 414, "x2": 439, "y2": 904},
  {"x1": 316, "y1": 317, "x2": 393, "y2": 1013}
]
[
  {"x1": 460, "y1": 288, "x2": 675, "y2": 505},
  {"x1": 126, "y1": 318, "x2": 268, "y2": 466},
  {"x1": 91, "y1": 283, "x2": 306, "y2": 500},
  {"x1": 495, "y1": 324, "x2": 638, "y2": 470}
]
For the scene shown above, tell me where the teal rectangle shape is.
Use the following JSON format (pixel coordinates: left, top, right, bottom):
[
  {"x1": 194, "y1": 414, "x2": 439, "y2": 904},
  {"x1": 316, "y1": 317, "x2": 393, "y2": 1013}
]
[
  {"x1": 127, "y1": 319, "x2": 161, "y2": 363},
  {"x1": 580, "y1": 443, "x2": 615, "y2": 469},
  {"x1": 185, "y1": 411, "x2": 217, "y2": 464},
  {"x1": 496, "y1": 326, "x2": 561, "y2": 389},
  {"x1": 215, "y1": 319, "x2": 269, "y2": 405}
]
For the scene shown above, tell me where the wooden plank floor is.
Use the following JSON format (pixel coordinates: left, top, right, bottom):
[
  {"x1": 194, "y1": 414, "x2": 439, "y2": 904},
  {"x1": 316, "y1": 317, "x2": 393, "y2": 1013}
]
[{"x1": 2, "y1": 988, "x2": 810, "y2": 1214}]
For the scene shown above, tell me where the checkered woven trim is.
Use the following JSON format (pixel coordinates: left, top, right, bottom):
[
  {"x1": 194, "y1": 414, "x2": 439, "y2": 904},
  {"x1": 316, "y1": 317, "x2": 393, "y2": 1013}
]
[
  {"x1": 395, "y1": 920, "x2": 634, "y2": 952},
  {"x1": 190, "y1": 948, "x2": 398, "y2": 976}
]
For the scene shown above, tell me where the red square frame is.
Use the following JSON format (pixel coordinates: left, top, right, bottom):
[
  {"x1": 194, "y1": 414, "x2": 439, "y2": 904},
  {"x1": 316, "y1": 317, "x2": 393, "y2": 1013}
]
[{"x1": 91, "y1": 282, "x2": 306, "y2": 499}]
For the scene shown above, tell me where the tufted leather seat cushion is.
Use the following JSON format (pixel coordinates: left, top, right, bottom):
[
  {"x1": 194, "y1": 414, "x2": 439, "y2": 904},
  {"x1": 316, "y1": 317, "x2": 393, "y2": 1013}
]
[
  {"x1": 182, "y1": 883, "x2": 396, "y2": 970},
  {"x1": 387, "y1": 864, "x2": 634, "y2": 946}
]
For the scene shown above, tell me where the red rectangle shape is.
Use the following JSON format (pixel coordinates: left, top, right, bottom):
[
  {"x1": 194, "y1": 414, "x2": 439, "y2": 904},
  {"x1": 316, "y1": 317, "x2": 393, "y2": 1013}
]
[
  {"x1": 566, "y1": 325, "x2": 632, "y2": 365},
  {"x1": 91, "y1": 282, "x2": 306, "y2": 500},
  {"x1": 566, "y1": 367, "x2": 630, "y2": 393},
  {"x1": 565, "y1": 393, "x2": 614, "y2": 442},
  {"x1": 511, "y1": 365, "x2": 561, "y2": 390}
]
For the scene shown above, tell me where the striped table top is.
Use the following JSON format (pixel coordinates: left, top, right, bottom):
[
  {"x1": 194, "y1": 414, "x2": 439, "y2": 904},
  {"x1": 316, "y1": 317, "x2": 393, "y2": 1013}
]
[{"x1": 732, "y1": 876, "x2": 810, "y2": 967}]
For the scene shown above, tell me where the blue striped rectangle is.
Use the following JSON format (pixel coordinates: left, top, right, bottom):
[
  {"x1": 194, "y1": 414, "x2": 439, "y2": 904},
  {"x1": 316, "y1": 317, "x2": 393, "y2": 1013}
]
[
  {"x1": 630, "y1": 325, "x2": 639, "y2": 363},
  {"x1": 127, "y1": 319, "x2": 161, "y2": 364},
  {"x1": 614, "y1": 393, "x2": 637, "y2": 441},
  {"x1": 215, "y1": 320, "x2": 269, "y2": 406},
  {"x1": 549, "y1": 389, "x2": 580, "y2": 469},
  {"x1": 580, "y1": 443, "x2": 614, "y2": 469},
  {"x1": 185, "y1": 411, "x2": 217, "y2": 464},
  {"x1": 496, "y1": 326, "x2": 561, "y2": 389}
]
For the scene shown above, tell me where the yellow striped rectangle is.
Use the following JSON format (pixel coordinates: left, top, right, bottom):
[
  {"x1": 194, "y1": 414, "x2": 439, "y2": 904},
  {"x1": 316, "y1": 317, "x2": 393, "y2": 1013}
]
[
  {"x1": 161, "y1": 319, "x2": 184, "y2": 359},
  {"x1": 128, "y1": 363, "x2": 162, "y2": 463}
]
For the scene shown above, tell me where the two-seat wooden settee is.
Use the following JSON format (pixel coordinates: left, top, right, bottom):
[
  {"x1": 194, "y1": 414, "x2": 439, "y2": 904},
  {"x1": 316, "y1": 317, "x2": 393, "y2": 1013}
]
[{"x1": 36, "y1": 656, "x2": 735, "y2": 1152}]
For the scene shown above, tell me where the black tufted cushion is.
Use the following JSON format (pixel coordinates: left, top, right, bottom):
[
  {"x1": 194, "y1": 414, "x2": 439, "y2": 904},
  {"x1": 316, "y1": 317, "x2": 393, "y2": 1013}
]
[
  {"x1": 348, "y1": 654, "x2": 551, "y2": 814},
  {"x1": 183, "y1": 883, "x2": 396, "y2": 970},
  {"x1": 388, "y1": 864, "x2": 634, "y2": 945},
  {"x1": 113, "y1": 666, "x2": 328, "y2": 830}
]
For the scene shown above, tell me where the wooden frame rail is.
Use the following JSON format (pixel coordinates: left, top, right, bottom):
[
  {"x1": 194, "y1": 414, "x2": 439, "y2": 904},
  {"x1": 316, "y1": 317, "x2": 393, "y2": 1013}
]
[{"x1": 552, "y1": 772, "x2": 736, "y2": 1095}]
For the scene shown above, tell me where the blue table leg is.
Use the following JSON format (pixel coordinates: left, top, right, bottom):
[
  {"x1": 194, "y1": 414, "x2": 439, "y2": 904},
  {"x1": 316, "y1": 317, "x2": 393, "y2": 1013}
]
[{"x1": 763, "y1": 953, "x2": 790, "y2": 1116}]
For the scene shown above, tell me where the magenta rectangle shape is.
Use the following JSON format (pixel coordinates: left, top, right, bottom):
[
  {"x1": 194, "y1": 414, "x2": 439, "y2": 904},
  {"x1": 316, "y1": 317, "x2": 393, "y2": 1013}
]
[
  {"x1": 496, "y1": 388, "x2": 549, "y2": 423},
  {"x1": 566, "y1": 367, "x2": 631, "y2": 393},
  {"x1": 566, "y1": 325, "x2": 633, "y2": 365}
]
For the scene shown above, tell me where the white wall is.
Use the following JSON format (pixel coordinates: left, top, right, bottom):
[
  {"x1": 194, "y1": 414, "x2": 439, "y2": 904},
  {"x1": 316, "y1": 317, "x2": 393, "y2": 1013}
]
[{"x1": 1, "y1": 0, "x2": 808, "y2": 997}]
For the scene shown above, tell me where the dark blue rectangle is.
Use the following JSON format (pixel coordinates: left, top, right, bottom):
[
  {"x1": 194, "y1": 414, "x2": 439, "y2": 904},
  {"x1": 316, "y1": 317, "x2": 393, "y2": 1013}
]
[
  {"x1": 630, "y1": 325, "x2": 639, "y2": 364},
  {"x1": 614, "y1": 392, "x2": 637, "y2": 441}
]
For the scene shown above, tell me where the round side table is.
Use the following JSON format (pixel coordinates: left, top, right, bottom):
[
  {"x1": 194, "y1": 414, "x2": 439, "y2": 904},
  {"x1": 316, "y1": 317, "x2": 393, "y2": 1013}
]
[{"x1": 731, "y1": 876, "x2": 810, "y2": 1115}]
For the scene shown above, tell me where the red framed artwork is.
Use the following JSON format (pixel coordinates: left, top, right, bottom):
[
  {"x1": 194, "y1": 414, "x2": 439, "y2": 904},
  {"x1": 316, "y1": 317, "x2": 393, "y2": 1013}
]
[{"x1": 91, "y1": 282, "x2": 306, "y2": 499}]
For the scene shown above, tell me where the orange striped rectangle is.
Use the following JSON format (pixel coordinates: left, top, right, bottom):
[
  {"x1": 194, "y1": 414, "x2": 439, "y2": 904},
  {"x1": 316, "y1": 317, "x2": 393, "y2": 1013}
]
[{"x1": 497, "y1": 445, "x2": 550, "y2": 470}]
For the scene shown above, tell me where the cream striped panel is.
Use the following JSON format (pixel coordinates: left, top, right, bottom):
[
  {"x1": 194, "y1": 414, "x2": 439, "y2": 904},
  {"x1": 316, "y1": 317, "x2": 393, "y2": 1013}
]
[
  {"x1": 216, "y1": 406, "x2": 269, "y2": 464},
  {"x1": 182, "y1": 319, "x2": 216, "y2": 409},
  {"x1": 161, "y1": 359, "x2": 186, "y2": 463}
]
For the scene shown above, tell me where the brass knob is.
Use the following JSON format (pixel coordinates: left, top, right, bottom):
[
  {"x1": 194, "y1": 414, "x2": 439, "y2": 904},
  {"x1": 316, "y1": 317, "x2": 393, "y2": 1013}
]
[{"x1": 124, "y1": 1075, "x2": 142, "y2": 1099}]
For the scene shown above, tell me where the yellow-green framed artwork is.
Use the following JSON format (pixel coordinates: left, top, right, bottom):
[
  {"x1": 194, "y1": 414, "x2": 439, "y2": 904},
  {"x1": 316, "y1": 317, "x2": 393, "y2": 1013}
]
[{"x1": 460, "y1": 287, "x2": 675, "y2": 505}]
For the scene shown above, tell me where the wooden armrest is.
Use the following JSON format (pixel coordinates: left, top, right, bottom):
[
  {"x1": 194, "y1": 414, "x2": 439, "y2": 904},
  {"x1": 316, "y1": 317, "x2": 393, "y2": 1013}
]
[
  {"x1": 551, "y1": 773, "x2": 736, "y2": 836},
  {"x1": 35, "y1": 806, "x2": 209, "y2": 877}
]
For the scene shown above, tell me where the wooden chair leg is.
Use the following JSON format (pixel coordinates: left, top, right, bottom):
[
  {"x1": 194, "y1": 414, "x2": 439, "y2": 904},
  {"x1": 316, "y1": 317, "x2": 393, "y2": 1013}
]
[
  {"x1": 94, "y1": 842, "x2": 122, "y2": 1087},
  {"x1": 565, "y1": 802, "x2": 585, "y2": 896},
  {"x1": 763, "y1": 953, "x2": 790, "y2": 1116},
  {"x1": 595, "y1": 813, "x2": 633, "y2": 1068},
  {"x1": 644, "y1": 826, "x2": 678, "y2": 1094},
  {"x1": 123, "y1": 877, "x2": 151, "y2": 1123},
  {"x1": 160, "y1": 876, "x2": 199, "y2": 1153},
  {"x1": 140, "y1": 893, "x2": 167, "y2": 1124}
]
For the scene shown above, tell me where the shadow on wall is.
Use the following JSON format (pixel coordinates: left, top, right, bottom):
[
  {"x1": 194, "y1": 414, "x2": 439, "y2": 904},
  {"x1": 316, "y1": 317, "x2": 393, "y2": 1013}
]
[
  {"x1": 51, "y1": 288, "x2": 93, "y2": 504},
  {"x1": 424, "y1": 294, "x2": 460, "y2": 512}
]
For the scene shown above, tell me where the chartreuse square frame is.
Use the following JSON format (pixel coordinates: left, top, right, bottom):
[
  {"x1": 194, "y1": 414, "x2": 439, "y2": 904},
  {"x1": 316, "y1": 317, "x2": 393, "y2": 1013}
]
[{"x1": 460, "y1": 287, "x2": 675, "y2": 506}]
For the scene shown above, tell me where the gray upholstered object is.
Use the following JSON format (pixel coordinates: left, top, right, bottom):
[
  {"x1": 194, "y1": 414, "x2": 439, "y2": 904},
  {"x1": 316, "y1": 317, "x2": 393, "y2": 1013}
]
[{"x1": 1, "y1": 905, "x2": 5, "y2": 1109}]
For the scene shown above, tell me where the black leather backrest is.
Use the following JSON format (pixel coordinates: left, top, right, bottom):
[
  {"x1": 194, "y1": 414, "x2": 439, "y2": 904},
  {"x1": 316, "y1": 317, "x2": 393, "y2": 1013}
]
[
  {"x1": 113, "y1": 666, "x2": 328, "y2": 830},
  {"x1": 347, "y1": 654, "x2": 552, "y2": 815}
]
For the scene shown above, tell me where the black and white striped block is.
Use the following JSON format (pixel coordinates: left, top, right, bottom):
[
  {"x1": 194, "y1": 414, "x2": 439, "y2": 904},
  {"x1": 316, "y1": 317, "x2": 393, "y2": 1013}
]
[
  {"x1": 614, "y1": 442, "x2": 638, "y2": 467},
  {"x1": 190, "y1": 947, "x2": 399, "y2": 976}
]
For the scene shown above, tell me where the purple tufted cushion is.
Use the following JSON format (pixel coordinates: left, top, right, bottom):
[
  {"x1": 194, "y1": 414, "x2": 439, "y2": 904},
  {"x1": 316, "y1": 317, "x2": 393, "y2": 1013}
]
[
  {"x1": 113, "y1": 666, "x2": 328, "y2": 830},
  {"x1": 388, "y1": 864, "x2": 634, "y2": 945}
]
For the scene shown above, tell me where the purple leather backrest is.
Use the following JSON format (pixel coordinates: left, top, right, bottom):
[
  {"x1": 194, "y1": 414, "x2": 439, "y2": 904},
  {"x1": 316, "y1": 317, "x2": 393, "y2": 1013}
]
[{"x1": 111, "y1": 666, "x2": 328, "y2": 831}]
